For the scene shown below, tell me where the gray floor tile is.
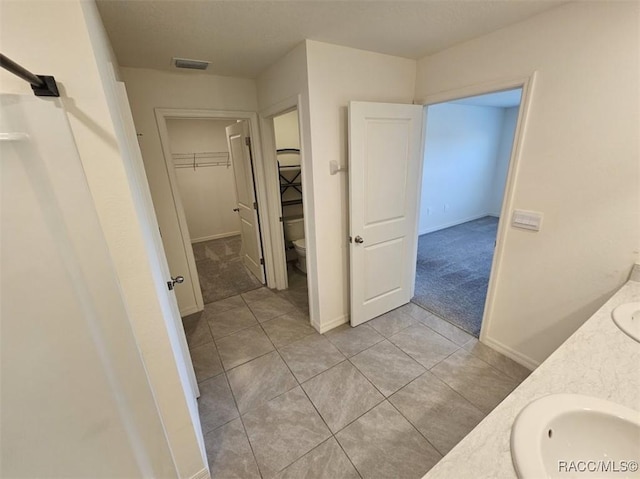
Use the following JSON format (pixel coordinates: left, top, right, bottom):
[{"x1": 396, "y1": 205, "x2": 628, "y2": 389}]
[
  {"x1": 262, "y1": 311, "x2": 317, "y2": 348},
  {"x1": 216, "y1": 325, "x2": 275, "y2": 370},
  {"x1": 389, "y1": 371, "x2": 485, "y2": 455},
  {"x1": 243, "y1": 387, "x2": 331, "y2": 479},
  {"x1": 336, "y1": 401, "x2": 442, "y2": 479},
  {"x1": 430, "y1": 349, "x2": 519, "y2": 413},
  {"x1": 279, "y1": 335, "x2": 345, "y2": 383},
  {"x1": 278, "y1": 287, "x2": 309, "y2": 312},
  {"x1": 273, "y1": 437, "x2": 359, "y2": 479},
  {"x1": 204, "y1": 418, "x2": 260, "y2": 479},
  {"x1": 198, "y1": 374, "x2": 239, "y2": 434},
  {"x1": 463, "y1": 338, "x2": 531, "y2": 381},
  {"x1": 242, "y1": 287, "x2": 276, "y2": 303},
  {"x1": 388, "y1": 324, "x2": 459, "y2": 369},
  {"x1": 302, "y1": 361, "x2": 384, "y2": 433},
  {"x1": 368, "y1": 308, "x2": 417, "y2": 338},
  {"x1": 190, "y1": 342, "x2": 223, "y2": 383},
  {"x1": 206, "y1": 304, "x2": 259, "y2": 339},
  {"x1": 324, "y1": 323, "x2": 384, "y2": 357},
  {"x1": 350, "y1": 340, "x2": 425, "y2": 397},
  {"x1": 204, "y1": 294, "x2": 246, "y2": 315},
  {"x1": 248, "y1": 295, "x2": 297, "y2": 322},
  {"x1": 403, "y1": 303, "x2": 475, "y2": 346},
  {"x1": 182, "y1": 312, "x2": 212, "y2": 348},
  {"x1": 227, "y1": 351, "x2": 298, "y2": 413}
]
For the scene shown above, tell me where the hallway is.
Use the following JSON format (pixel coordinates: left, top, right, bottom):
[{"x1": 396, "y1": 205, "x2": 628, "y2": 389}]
[{"x1": 183, "y1": 294, "x2": 530, "y2": 478}]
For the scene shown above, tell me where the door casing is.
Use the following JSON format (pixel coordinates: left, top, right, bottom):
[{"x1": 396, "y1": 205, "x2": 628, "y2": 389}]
[
  {"x1": 259, "y1": 94, "x2": 320, "y2": 332},
  {"x1": 154, "y1": 109, "x2": 274, "y2": 315},
  {"x1": 415, "y1": 73, "x2": 537, "y2": 361}
]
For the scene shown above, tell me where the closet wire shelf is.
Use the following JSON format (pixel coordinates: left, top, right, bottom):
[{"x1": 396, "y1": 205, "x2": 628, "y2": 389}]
[{"x1": 172, "y1": 151, "x2": 230, "y2": 170}]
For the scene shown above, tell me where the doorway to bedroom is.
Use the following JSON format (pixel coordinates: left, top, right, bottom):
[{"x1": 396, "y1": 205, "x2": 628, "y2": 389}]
[{"x1": 413, "y1": 88, "x2": 522, "y2": 337}]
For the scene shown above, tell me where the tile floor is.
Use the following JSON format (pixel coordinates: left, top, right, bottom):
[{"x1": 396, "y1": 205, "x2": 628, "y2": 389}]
[
  {"x1": 183, "y1": 290, "x2": 530, "y2": 479},
  {"x1": 192, "y1": 236, "x2": 263, "y2": 304}
]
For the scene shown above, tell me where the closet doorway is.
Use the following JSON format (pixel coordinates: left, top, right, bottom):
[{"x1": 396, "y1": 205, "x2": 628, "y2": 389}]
[
  {"x1": 167, "y1": 118, "x2": 263, "y2": 304},
  {"x1": 155, "y1": 109, "x2": 270, "y2": 315},
  {"x1": 413, "y1": 88, "x2": 522, "y2": 338}
]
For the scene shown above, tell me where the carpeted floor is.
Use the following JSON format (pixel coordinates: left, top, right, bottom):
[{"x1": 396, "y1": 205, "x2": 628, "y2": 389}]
[
  {"x1": 192, "y1": 235, "x2": 262, "y2": 304},
  {"x1": 412, "y1": 216, "x2": 498, "y2": 337}
]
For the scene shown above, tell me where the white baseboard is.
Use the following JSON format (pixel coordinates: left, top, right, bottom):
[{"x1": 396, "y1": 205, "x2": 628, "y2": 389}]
[
  {"x1": 191, "y1": 231, "x2": 240, "y2": 244},
  {"x1": 180, "y1": 305, "x2": 201, "y2": 318},
  {"x1": 419, "y1": 213, "x2": 496, "y2": 236},
  {"x1": 312, "y1": 314, "x2": 349, "y2": 334},
  {"x1": 481, "y1": 335, "x2": 539, "y2": 370},
  {"x1": 190, "y1": 467, "x2": 210, "y2": 479}
]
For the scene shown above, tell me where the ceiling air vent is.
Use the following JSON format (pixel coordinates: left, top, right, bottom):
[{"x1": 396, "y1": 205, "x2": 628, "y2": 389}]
[{"x1": 172, "y1": 57, "x2": 210, "y2": 70}]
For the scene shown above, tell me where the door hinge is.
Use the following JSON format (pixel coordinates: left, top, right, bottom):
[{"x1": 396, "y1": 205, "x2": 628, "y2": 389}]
[
  {"x1": 245, "y1": 137, "x2": 251, "y2": 147},
  {"x1": 260, "y1": 258, "x2": 264, "y2": 265},
  {"x1": 279, "y1": 216, "x2": 283, "y2": 222},
  {"x1": 253, "y1": 201, "x2": 258, "y2": 210}
]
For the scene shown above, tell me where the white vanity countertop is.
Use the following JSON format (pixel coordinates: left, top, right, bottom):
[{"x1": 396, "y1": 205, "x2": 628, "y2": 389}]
[{"x1": 424, "y1": 277, "x2": 640, "y2": 479}]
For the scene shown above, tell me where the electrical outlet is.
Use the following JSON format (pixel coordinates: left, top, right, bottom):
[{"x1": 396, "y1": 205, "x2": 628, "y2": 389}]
[{"x1": 443, "y1": 204, "x2": 449, "y2": 212}]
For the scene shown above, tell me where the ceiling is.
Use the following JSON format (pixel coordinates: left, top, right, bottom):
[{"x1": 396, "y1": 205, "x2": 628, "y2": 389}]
[{"x1": 97, "y1": 0, "x2": 566, "y2": 79}]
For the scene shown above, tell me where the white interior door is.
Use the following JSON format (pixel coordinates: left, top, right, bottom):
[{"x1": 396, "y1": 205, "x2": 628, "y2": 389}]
[
  {"x1": 226, "y1": 121, "x2": 266, "y2": 283},
  {"x1": 349, "y1": 101, "x2": 424, "y2": 326}
]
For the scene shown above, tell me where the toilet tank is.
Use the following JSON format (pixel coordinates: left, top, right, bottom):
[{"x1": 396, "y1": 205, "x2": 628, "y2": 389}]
[{"x1": 283, "y1": 217, "x2": 304, "y2": 241}]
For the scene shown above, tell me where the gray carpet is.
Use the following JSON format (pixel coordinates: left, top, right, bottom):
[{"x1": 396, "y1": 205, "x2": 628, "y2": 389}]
[
  {"x1": 412, "y1": 216, "x2": 498, "y2": 337},
  {"x1": 192, "y1": 236, "x2": 262, "y2": 304}
]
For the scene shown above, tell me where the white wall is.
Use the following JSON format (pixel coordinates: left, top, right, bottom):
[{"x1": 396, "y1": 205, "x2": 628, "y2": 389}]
[
  {"x1": 489, "y1": 106, "x2": 519, "y2": 215},
  {"x1": 0, "y1": 1, "x2": 203, "y2": 476},
  {"x1": 419, "y1": 103, "x2": 506, "y2": 234},
  {"x1": 415, "y1": 1, "x2": 640, "y2": 366},
  {"x1": 274, "y1": 109, "x2": 301, "y2": 151},
  {"x1": 274, "y1": 109, "x2": 303, "y2": 217},
  {"x1": 305, "y1": 40, "x2": 416, "y2": 331},
  {"x1": 122, "y1": 67, "x2": 258, "y2": 313},
  {"x1": 167, "y1": 119, "x2": 240, "y2": 242}
]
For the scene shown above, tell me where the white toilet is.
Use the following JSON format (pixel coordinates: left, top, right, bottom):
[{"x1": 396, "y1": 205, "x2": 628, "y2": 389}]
[
  {"x1": 292, "y1": 238, "x2": 307, "y2": 274},
  {"x1": 283, "y1": 217, "x2": 307, "y2": 274}
]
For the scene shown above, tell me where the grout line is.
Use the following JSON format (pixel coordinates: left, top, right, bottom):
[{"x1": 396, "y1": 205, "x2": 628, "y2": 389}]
[{"x1": 385, "y1": 396, "x2": 446, "y2": 463}]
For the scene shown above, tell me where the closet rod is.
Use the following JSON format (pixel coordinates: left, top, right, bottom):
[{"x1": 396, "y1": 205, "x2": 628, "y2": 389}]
[{"x1": 0, "y1": 53, "x2": 59, "y2": 97}]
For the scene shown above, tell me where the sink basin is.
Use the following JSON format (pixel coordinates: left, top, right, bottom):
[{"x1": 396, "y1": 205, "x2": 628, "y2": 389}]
[
  {"x1": 612, "y1": 302, "x2": 640, "y2": 343},
  {"x1": 511, "y1": 394, "x2": 640, "y2": 478}
]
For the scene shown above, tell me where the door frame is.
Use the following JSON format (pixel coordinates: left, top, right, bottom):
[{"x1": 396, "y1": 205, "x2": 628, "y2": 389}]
[
  {"x1": 259, "y1": 94, "x2": 319, "y2": 330},
  {"x1": 415, "y1": 73, "x2": 537, "y2": 347},
  {"x1": 154, "y1": 108, "x2": 274, "y2": 312}
]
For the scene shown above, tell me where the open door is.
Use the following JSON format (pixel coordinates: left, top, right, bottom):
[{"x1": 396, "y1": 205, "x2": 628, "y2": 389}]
[
  {"x1": 226, "y1": 121, "x2": 266, "y2": 283},
  {"x1": 349, "y1": 101, "x2": 424, "y2": 326}
]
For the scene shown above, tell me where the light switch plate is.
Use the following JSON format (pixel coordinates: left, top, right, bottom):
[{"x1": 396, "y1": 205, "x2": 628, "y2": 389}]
[{"x1": 512, "y1": 209, "x2": 543, "y2": 231}]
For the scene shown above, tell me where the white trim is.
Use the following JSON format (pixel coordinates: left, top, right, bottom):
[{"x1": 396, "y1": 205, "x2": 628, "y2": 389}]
[
  {"x1": 418, "y1": 213, "x2": 493, "y2": 236},
  {"x1": 191, "y1": 231, "x2": 240, "y2": 244},
  {"x1": 415, "y1": 75, "x2": 533, "y2": 107},
  {"x1": 259, "y1": 95, "x2": 319, "y2": 332},
  {"x1": 417, "y1": 72, "x2": 538, "y2": 349},
  {"x1": 312, "y1": 313, "x2": 349, "y2": 334},
  {"x1": 482, "y1": 335, "x2": 539, "y2": 370},
  {"x1": 179, "y1": 305, "x2": 200, "y2": 317},
  {"x1": 154, "y1": 109, "x2": 276, "y2": 314},
  {"x1": 189, "y1": 467, "x2": 211, "y2": 479}
]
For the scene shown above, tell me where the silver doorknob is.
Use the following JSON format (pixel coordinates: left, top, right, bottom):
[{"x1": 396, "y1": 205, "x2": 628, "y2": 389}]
[
  {"x1": 167, "y1": 275, "x2": 185, "y2": 291},
  {"x1": 354, "y1": 236, "x2": 364, "y2": 244},
  {"x1": 233, "y1": 208, "x2": 240, "y2": 212}
]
